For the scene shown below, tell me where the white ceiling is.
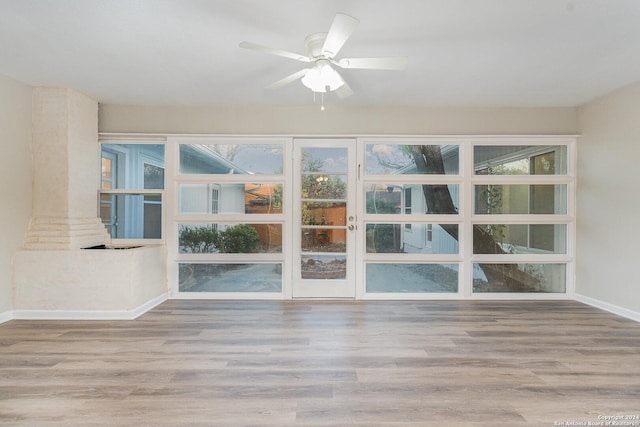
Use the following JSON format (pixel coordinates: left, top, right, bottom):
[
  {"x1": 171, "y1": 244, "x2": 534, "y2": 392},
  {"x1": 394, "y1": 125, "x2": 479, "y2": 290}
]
[{"x1": 1, "y1": 0, "x2": 639, "y2": 107}]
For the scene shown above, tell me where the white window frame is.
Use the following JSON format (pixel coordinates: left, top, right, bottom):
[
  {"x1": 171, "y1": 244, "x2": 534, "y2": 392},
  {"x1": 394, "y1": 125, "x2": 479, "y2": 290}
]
[
  {"x1": 358, "y1": 137, "x2": 465, "y2": 300},
  {"x1": 358, "y1": 136, "x2": 575, "y2": 300},
  {"x1": 98, "y1": 133, "x2": 576, "y2": 301},
  {"x1": 98, "y1": 137, "x2": 166, "y2": 246},
  {"x1": 100, "y1": 150, "x2": 118, "y2": 236},
  {"x1": 468, "y1": 137, "x2": 576, "y2": 299},
  {"x1": 167, "y1": 136, "x2": 292, "y2": 300}
]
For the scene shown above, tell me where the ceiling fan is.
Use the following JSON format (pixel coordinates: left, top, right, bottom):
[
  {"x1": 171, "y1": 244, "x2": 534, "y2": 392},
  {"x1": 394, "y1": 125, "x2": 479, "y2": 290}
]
[{"x1": 240, "y1": 13, "x2": 408, "y2": 100}]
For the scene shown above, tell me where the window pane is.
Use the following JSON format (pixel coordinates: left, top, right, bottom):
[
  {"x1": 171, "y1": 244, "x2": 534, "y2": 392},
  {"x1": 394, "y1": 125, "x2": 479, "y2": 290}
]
[
  {"x1": 179, "y1": 183, "x2": 283, "y2": 215},
  {"x1": 366, "y1": 184, "x2": 459, "y2": 214},
  {"x1": 302, "y1": 202, "x2": 346, "y2": 226},
  {"x1": 99, "y1": 194, "x2": 162, "y2": 239},
  {"x1": 473, "y1": 224, "x2": 566, "y2": 254},
  {"x1": 302, "y1": 147, "x2": 347, "y2": 173},
  {"x1": 100, "y1": 194, "x2": 116, "y2": 229},
  {"x1": 180, "y1": 144, "x2": 283, "y2": 175},
  {"x1": 301, "y1": 228, "x2": 346, "y2": 252},
  {"x1": 102, "y1": 157, "x2": 112, "y2": 179},
  {"x1": 144, "y1": 163, "x2": 164, "y2": 189},
  {"x1": 100, "y1": 204, "x2": 112, "y2": 221},
  {"x1": 143, "y1": 200, "x2": 162, "y2": 239},
  {"x1": 473, "y1": 263, "x2": 566, "y2": 293},
  {"x1": 365, "y1": 144, "x2": 459, "y2": 175},
  {"x1": 101, "y1": 157, "x2": 113, "y2": 189},
  {"x1": 179, "y1": 263, "x2": 282, "y2": 292},
  {"x1": 101, "y1": 144, "x2": 165, "y2": 189},
  {"x1": 474, "y1": 146, "x2": 567, "y2": 175},
  {"x1": 178, "y1": 223, "x2": 282, "y2": 254},
  {"x1": 366, "y1": 224, "x2": 459, "y2": 254},
  {"x1": 302, "y1": 174, "x2": 347, "y2": 199},
  {"x1": 366, "y1": 264, "x2": 458, "y2": 293},
  {"x1": 474, "y1": 185, "x2": 567, "y2": 214},
  {"x1": 301, "y1": 255, "x2": 346, "y2": 280}
]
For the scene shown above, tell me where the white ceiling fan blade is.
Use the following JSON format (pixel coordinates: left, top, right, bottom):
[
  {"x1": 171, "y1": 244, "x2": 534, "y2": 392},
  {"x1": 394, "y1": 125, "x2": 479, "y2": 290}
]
[
  {"x1": 337, "y1": 57, "x2": 409, "y2": 71},
  {"x1": 265, "y1": 69, "x2": 310, "y2": 90},
  {"x1": 322, "y1": 13, "x2": 359, "y2": 58},
  {"x1": 239, "y1": 41, "x2": 311, "y2": 63},
  {"x1": 336, "y1": 81, "x2": 354, "y2": 99}
]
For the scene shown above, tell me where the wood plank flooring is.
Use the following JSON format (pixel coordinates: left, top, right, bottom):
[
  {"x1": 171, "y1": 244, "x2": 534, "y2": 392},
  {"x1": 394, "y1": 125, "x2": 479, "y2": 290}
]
[{"x1": 0, "y1": 300, "x2": 639, "y2": 426}]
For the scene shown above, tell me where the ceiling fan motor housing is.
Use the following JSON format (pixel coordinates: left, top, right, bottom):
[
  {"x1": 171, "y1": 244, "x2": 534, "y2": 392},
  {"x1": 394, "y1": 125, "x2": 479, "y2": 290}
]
[{"x1": 305, "y1": 33, "x2": 329, "y2": 59}]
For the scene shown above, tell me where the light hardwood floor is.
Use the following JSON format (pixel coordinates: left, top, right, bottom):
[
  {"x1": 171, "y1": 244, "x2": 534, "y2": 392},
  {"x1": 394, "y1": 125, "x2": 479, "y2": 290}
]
[{"x1": 1, "y1": 300, "x2": 639, "y2": 426}]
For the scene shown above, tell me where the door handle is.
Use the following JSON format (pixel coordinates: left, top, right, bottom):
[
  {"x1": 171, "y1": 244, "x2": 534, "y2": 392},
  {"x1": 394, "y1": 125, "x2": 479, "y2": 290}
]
[{"x1": 348, "y1": 224, "x2": 355, "y2": 231}]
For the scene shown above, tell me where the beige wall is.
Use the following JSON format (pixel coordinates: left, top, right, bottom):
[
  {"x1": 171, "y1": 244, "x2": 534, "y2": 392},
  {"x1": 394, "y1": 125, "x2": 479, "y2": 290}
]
[
  {"x1": 577, "y1": 81, "x2": 640, "y2": 314},
  {"x1": 99, "y1": 104, "x2": 578, "y2": 135},
  {"x1": 0, "y1": 74, "x2": 32, "y2": 315}
]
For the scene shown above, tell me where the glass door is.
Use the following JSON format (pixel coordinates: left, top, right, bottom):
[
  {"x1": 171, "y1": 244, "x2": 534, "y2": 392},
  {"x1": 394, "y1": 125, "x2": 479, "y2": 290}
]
[{"x1": 293, "y1": 139, "x2": 357, "y2": 298}]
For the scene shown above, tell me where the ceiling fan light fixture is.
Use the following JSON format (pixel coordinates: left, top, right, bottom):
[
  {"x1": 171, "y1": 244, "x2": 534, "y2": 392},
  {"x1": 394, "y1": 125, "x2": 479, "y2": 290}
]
[
  {"x1": 301, "y1": 60, "x2": 344, "y2": 93},
  {"x1": 241, "y1": 12, "x2": 407, "y2": 100}
]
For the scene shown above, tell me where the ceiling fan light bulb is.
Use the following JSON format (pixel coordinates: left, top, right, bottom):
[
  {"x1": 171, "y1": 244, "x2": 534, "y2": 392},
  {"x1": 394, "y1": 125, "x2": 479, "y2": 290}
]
[
  {"x1": 301, "y1": 61, "x2": 344, "y2": 92},
  {"x1": 320, "y1": 63, "x2": 345, "y2": 91},
  {"x1": 301, "y1": 68, "x2": 326, "y2": 92}
]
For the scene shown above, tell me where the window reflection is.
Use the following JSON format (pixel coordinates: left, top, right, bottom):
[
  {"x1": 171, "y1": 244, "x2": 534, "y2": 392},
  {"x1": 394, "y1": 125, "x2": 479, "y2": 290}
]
[
  {"x1": 179, "y1": 224, "x2": 282, "y2": 254},
  {"x1": 301, "y1": 255, "x2": 347, "y2": 280},
  {"x1": 302, "y1": 202, "x2": 346, "y2": 226},
  {"x1": 366, "y1": 224, "x2": 458, "y2": 254},
  {"x1": 179, "y1": 183, "x2": 283, "y2": 215},
  {"x1": 179, "y1": 263, "x2": 282, "y2": 292},
  {"x1": 180, "y1": 144, "x2": 283, "y2": 175},
  {"x1": 473, "y1": 224, "x2": 566, "y2": 254},
  {"x1": 473, "y1": 263, "x2": 566, "y2": 293},
  {"x1": 301, "y1": 228, "x2": 346, "y2": 252},
  {"x1": 474, "y1": 185, "x2": 567, "y2": 215},
  {"x1": 366, "y1": 184, "x2": 460, "y2": 215},
  {"x1": 366, "y1": 264, "x2": 458, "y2": 293},
  {"x1": 474, "y1": 146, "x2": 566, "y2": 175},
  {"x1": 365, "y1": 144, "x2": 459, "y2": 175}
]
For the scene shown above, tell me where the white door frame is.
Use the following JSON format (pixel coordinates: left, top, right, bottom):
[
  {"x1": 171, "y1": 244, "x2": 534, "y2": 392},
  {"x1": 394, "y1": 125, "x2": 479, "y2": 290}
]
[{"x1": 292, "y1": 138, "x2": 358, "y2": 298}]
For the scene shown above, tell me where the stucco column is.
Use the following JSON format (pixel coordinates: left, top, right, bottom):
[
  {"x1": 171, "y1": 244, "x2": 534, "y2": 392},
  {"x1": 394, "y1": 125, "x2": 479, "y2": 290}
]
[{"x1": 23, "y1": 87, "x2": 109, "y2": 249}]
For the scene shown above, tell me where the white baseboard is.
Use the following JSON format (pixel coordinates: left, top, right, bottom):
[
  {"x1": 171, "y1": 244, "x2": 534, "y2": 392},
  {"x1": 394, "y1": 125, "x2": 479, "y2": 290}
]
[
  {"x1": 129, "y1": 293, "x2": 168, "y2": 319},
  {"x1": 575, "y1": 294, "x2": 640, "y2": 322},
  {"x1": 11, "y1": 293, "x2": 168, "y2": 321},
  {"x1": 0, "y1": 310, "x2": 12, "y2": 324}
]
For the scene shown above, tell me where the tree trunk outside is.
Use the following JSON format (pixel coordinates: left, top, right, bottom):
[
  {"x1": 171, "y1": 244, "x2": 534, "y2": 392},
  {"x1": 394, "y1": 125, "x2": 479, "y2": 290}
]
[{"x1": 409, "y1": 145, "x2": 539, "y2": 291}]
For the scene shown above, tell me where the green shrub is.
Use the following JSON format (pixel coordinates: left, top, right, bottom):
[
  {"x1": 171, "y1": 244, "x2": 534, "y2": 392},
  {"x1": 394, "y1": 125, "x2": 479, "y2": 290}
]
[
  {"x1": 179, "y1": 226, "x2": 221, "y2": 253},
  {"x1": 220, "y1": 224, "x2": 260, "y2": 253},
  {"x1": 179, "y1": 224, "x2": 260, "y2": 254}
]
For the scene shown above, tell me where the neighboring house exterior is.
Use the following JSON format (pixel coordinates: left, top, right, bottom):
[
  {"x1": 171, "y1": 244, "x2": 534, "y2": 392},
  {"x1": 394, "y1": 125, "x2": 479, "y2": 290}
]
[
  {"x1": 101, "y1": 143, "x2": 249, "y2": 239},
  {"x1": 366, "y1": 145, "x2": 460, "y2": 256}
]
